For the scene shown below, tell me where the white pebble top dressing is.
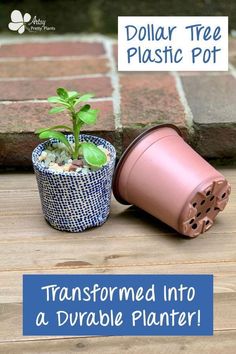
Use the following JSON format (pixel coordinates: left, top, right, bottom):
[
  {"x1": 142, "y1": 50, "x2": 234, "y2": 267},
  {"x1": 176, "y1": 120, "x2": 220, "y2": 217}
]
[{"x1": 38, "y1": 142, "x2": 110, "y2": 173}]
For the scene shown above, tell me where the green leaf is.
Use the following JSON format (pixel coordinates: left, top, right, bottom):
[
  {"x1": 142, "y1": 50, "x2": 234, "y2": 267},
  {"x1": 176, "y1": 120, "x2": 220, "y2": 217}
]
[
  {"x1": 48, "y1": 106, "x2": 66, "y2": 114},
  {"x1": 47, "y1": 96, "x2": 65, "y2": 104},
  {"x1": 48, "y1": 97, "x2": 70, "y2": 108},
  {"x1": 77, "y1": 93, "x2": 94, "y2": 103},
  {"x1": 79, "y1": 104, "x2": 91, "y2": 112},
  {"x1": 68, "y1": 91, "x2": 79, "y2": 99},
  {"x1": 81, "y1": 142, "x2": 107, "y2": 167},
  {"x1": 56, "y1": 88, "x2": 68, "y2": 100},
  {"x1": 73, "y1": 99, "x2": 80, "y2": 107},
  {"x1": 38, "y1": 130, "x2": 73, "y2": 153},
  {"x1": 81, "y1": 104, "x2": 91, "y2": 110},
  {"x1": 75, "y1": 104, "x2": 90, "y2": 125},
  {"x1": 77, "y1": 106, "x2": 98, "y2": 125},
  {"x1": 35, "y1": 125, "x2": 72, "y2": 134}
]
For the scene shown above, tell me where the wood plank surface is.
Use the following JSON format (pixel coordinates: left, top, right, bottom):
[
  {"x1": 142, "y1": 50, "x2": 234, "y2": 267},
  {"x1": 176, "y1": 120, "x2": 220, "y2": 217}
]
[
  {"x1": 0, "y1": 330, "x2": 236, "y2": 354},
  {"x1": 0, "y1": 169, "x2": 235, "y2": 351},
  {"x1": 0, "y1": 263, "x2": 236, "y2": 304},
  {"x1": 0, "y1": 292, "x2": 235, "y2": 342},
  {"x1": 1, "y1": 328, "x2": 236, "y2": 354}
]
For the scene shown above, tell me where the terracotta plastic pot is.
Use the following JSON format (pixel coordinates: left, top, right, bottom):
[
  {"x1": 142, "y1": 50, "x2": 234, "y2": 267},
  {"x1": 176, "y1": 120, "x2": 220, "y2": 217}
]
[
  {"x1": 32, "y1": 134, "x2": 116, "y2": 232},
  {"x1": 113, "y1": 125, "x2": 231, "y2": 237}
]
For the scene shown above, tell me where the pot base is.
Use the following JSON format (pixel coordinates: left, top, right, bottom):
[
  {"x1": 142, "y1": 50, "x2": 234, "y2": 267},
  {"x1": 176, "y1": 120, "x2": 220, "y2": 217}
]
[
  {"x1": 44, "y1": 213, "x2": 109, "y2": 232},
  {"x1": 180, "y1": 177, "x2": 231, "y2": 237}
]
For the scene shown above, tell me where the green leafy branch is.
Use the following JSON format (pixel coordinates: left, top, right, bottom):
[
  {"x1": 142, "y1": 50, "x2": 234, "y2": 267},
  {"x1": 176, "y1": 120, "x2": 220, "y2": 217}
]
[{"x1": 35, "y1": 88, "x2": 107, "y2": 167}]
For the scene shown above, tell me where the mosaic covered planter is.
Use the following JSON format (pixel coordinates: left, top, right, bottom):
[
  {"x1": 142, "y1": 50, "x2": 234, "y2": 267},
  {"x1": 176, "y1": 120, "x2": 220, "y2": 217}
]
[{"x1": 32, "y1": 134, "x2": 116, "y2": 232}]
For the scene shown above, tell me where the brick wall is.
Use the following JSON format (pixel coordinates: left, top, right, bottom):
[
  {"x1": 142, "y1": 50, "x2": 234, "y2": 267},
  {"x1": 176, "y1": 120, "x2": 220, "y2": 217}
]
[{"x1": 0, "y1": 35, "x2": 236, "y2": 169}]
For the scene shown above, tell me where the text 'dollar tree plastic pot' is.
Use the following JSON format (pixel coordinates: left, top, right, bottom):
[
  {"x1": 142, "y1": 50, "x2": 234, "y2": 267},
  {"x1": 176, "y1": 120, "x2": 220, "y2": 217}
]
[
  {"x1": 32, "y1": 134, "x2": 116, "y2": 232},
  {"x1": 113, "y1": 125, "x2": 231, "y2": 237}
]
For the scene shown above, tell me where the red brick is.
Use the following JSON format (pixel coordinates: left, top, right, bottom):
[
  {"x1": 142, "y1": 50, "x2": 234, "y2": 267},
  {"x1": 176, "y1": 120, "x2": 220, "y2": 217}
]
[
  {"x1": 121, "y1": 73, "x2": 185, "y2": 127},
  {"x1": 0, "y1": 133, "x2": 40, "y2": 169},
  {"x1": 0, "y1": 129, "x2": 116, "y2": 170},
  {"x1": 0, "y1": 58, "x2": 109, "y2": 78},
  {"x1": 0, "y1": 101, "x2": 114, "y2": 133},
  {"x1": 0, "y1": 42, "x2": 105, "y2": 58},
  {"x1": 113, "y1": 44, "x2": 118, "y2": 65},
  {"x1": 0, "y1": 101, "x2": 115, "y2": 168},
  {"x1": 0, "y1": 77, "x2": 112, "y2": 100},
  {"x1": 120, "y1": 72, "x2": 187, "y2": 148}
]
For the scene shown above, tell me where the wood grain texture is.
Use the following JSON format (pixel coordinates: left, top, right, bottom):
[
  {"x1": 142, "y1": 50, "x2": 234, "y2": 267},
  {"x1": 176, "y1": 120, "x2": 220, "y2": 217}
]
[
  {"x1": 0, "y1": 331, "x2": 236, "y2": 354},
  {"x1": 0, "y1": 169, "x2": 235, "y2": 350},
  {"x1": 0, "y1": 292, "x2": 235, "y2": 342},
  {"x1": 0, "y1": 264, "x2": 236, "y2": 304}
]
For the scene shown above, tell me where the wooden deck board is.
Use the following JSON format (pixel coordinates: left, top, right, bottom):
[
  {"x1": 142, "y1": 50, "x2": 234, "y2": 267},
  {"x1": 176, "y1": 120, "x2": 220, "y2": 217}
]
[
  {"x1": 0, "y1": 286, "x2": 235, "y2": 342},
  {"x1": 0, "y1": 330, "x2": 236, "y2": 354},
  {"x1": 0, "y1": 168, "x2": 236, "y2": 351}
]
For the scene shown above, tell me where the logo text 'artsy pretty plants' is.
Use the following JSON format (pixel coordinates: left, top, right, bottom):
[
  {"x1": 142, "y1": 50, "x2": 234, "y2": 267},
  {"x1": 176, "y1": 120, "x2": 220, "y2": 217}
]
[{"x1": 8, "y1": 10, "x2": 55, "y2": 34}]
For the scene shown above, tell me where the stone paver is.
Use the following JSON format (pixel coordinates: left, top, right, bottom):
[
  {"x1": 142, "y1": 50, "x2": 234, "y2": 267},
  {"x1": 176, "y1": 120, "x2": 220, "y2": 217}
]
[
  {"x1": 182, "y1": 74, "x2": 236, "y2": 124},
  {"x1": 229, "y1": 37, "x2": 236, "y2": 55},
  {"x1": 229, "y1": 56, "x2": 236, "y2": 68},
  {"x1": 182, "y1": 74, "x2": 236, "y2": 157},
  {"x1": 0, "y1": 36, "x2": 236, "y2": 169}
]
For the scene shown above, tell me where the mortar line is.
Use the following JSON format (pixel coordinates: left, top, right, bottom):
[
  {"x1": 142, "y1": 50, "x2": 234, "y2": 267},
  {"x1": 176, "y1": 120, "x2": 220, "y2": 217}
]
[
  {"x1": 179, "y1": 71, "x2": 230, "y2": 76},
  {"x1": 171, "y1": 71, "x2": 194, "y2": 132},
  {"x1": 0, "y1": 55, "x2": 106, "y2": 62},
  {"x1": 102, "y1": 37, "x2": 122, "y2": 130},
  {"x1": 0, "y1": 97, "x2": 113, "y2": 104},
  {"x1": 0, "y1": 34, "x2": 109, "y2": 45},
  {"x1": 0, "y1": 74, "x2": 108, "y2": 82}
]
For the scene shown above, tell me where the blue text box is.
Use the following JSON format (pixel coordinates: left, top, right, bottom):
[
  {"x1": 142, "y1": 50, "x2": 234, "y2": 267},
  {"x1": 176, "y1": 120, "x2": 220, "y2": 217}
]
[{"x1": 23, "y1": 274, "x2": 213, "y2": 336}]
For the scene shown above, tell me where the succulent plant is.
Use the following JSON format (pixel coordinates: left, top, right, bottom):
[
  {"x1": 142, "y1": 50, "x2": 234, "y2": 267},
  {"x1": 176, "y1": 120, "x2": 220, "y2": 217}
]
[{"x1": 35, "y1": 87, "x2": 107, "y2": 168}]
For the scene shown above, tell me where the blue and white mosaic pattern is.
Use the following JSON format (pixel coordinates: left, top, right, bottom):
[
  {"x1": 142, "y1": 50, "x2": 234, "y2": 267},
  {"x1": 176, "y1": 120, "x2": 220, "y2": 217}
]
[{"x1": 32, "y1": 134, "x2": 116, "y2": 232}]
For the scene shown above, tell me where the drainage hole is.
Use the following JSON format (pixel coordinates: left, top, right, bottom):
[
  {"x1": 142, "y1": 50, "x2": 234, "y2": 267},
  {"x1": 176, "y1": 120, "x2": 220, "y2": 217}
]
[
  {"x1": 192, "y1": 223, "x2": 198, "y2": 229},
  {"x1": 189, "y1": 219, "x2": 194, "y2": 224},
  {"x1": 193, "y1": 202, "x2": 197, "y2": 207},
  {"x1": 200, "y1": 200, "x2": 205, "y2": 205},
  {"x1": 214, "y1": 207, "x2": 220, "y2": 211},
  {"x1": 222, "y1": 193, "x2": 226, "y2": 198},
  {"x1": 196, "y1": 212, "x2": 201, "y2": 217},
  {"x1": 206, "y1": 191, "x2": 211, "y2": 196},
  {"x1": 210, "y1": 196, "x2": 214, "y2": 201},
  {"x1": 206, "y1": 220, "x2": 210, "y2": 225},
  {"x1": 206, "y1": 208, "x2": 211, "y2": 213}
]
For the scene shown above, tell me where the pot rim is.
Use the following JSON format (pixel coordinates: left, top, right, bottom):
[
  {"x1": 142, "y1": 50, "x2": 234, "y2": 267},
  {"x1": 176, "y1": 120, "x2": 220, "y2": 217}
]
[
  {"x1": 32, "y1": 133, "x2": 116, "y2": 177},
  {"x1": 112, "y1": 124, "x2": 182, "y2": 205}
]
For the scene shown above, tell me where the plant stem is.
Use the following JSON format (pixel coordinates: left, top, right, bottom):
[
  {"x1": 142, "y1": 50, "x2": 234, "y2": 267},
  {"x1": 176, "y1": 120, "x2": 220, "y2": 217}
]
[{"x1": 72, "y1": 110, "x2": 81, "y2": 159}]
